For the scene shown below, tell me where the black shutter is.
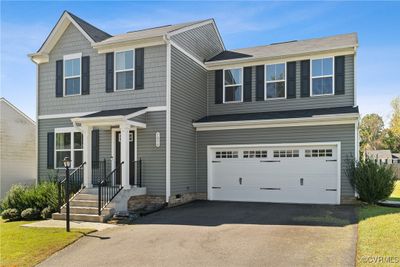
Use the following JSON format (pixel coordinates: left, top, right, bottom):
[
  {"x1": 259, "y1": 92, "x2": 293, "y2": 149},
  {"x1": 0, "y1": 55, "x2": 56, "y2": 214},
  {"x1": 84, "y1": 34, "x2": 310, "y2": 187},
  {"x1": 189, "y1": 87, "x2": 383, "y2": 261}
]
[
  {"x1": 287, "y1": 62, "x2": 296, "y2": 99},
  {"x1": 105, "y1": 52, "x2": 114, "y2": 92},
  {"x1": 215, "y1": 69, "x2": 223, "y2": 104},
  {"x1": 92, "y1": 129, "x2": 99, "y2": 167},
  {"x1": 300, "y1": 60, "x2": 310, "y2": 97},
  {"x1": 243, "y1": 67, "x2": 252, "y2": 102},
  {"x1": 135, "y1": 48, "x2": 144, "y2": 89},
  {"x1": 47, "y1": 132, "x2": 55, "y2": 169},
  {"x1": 55, "y1": 60, "x2": 63, "y2": 97},
  {"x1": 81, "y1": 56, "x2": 90, "y2": 95},
  {"x1": 256, "y1": 65, "x2": 265, "y2": 101},
  {"x1": 335, "y1": 56, "x2": 345, "y2": 95}
]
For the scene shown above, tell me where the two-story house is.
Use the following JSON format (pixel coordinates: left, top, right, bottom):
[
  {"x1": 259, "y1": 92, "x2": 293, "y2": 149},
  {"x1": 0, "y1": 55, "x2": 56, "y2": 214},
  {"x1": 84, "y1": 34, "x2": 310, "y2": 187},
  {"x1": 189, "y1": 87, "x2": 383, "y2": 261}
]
[{"x1": 29, "y1": 11, "x2": 359, "y2": 222}]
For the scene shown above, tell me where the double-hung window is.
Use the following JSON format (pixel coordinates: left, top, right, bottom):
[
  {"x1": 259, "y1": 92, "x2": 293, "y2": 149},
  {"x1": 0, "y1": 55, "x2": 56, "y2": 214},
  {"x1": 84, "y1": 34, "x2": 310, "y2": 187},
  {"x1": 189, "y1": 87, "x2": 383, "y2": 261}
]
[
  {"x1": 115, "y1": 50, "x2": 135, "y2": 90},
  {"x1": 55, "y1": 129, "x2": 83, "y2": 168},
  {"x1": 265, "y1": 63, "x2": 286, "y2": 99},
  {"x1": 311, "y1": 57, "x2": 334, "y2": 96},
  {"x1": 64, "y1": 53, "x2": 81, "y2": 96},
  {"x1": 223, "y1": 68, "x2": 242, "y2": 103}
]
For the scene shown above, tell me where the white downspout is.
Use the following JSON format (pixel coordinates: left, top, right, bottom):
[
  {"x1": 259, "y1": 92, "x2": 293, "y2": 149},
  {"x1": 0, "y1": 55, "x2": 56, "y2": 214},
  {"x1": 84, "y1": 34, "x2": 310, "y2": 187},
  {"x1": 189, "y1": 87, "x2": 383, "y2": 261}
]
[{"x1": 164, "y1": 35, "x2": 171, "y2": 202}]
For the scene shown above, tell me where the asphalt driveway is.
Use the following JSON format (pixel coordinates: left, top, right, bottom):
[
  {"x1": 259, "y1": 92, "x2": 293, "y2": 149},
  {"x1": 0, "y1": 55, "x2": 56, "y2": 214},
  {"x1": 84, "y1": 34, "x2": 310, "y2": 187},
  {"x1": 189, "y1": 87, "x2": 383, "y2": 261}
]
[{"x1": 39, "y1": 201, "x2": 357, "y2": 267}]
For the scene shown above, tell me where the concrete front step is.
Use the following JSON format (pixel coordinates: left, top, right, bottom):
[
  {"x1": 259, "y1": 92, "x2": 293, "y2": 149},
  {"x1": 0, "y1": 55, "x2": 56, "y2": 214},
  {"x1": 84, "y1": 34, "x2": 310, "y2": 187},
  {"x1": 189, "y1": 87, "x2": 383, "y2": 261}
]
[
  {"x1": 52, "y1": 212, "x2": 110, "y2": 223},
  {"x1": 61, "y1": 206, "x2": 114, "y2": 216},
  {"x1": 71, "y1": 200, "x2": 98, "y2": 207},
  {"x1": 74, "y1": 193, "x2": 98, "y2": 201}
]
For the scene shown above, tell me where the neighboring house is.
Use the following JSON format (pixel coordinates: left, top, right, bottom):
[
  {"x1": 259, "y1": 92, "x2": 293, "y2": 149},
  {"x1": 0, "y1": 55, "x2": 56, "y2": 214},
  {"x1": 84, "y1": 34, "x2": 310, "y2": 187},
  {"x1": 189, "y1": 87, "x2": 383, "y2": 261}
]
[
  {"x1": 0, "y1": 98, "x2": 36, "y2": 199},
  {"x1": 29, "y1": 11, "x2": 359, "y2": 221},
  {"x1": 365, "y1": 150, "x2": 393, "y2": 161}
]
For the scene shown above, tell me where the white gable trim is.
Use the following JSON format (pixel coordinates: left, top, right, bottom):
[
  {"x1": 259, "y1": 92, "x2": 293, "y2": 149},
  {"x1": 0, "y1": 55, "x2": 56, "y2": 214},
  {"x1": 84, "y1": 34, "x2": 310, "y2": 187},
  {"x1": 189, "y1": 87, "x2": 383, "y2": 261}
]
[{"x1": 29, "y1": 12, "x2": 95, "y2": 64}]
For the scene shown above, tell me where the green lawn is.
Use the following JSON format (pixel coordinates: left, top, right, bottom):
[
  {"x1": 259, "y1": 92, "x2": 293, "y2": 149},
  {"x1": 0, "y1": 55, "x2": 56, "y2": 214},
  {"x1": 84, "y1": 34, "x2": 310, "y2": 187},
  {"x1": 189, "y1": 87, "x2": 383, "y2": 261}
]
[
  {"x1": 0, "y1": 219, "x2": 93, "y2": 267},
  {"x1": 357, "y1": 182, "x2": 400, "y2": 267}
]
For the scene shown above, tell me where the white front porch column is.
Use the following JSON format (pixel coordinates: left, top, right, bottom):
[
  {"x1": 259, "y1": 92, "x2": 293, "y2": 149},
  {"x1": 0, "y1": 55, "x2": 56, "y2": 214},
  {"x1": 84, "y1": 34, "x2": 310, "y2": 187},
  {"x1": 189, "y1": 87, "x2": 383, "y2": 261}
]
[
  {"x1": 120, "y1": 123, "x2": 130, "y2": 188},
  {"x1": 82, "y1": 125, "x2": 93, "y2": 188}
]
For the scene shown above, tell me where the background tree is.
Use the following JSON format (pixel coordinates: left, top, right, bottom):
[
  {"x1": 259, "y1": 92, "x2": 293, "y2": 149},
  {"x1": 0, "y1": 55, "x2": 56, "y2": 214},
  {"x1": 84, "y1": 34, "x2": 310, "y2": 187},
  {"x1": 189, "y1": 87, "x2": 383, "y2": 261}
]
[
  {"x1": 389, "y1": 96, "x2": 400, "y2": 136},
  {"x1": 359, "y1": 113, "x2": 385, "y2": 152}
]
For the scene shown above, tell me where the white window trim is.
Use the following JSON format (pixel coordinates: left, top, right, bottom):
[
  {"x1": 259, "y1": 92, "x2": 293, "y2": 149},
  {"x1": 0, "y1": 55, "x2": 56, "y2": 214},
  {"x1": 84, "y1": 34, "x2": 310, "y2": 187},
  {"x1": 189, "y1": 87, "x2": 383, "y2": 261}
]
[
  {"x1": 114, "y1": 49, "x2": 135, "y2": 91},
  {"x1": 223, "y1": 67, "x2": 243, "y2": 104},
  {"x1": 310, "y1": 57, "x2": 335, "y2": 97},
  {"x1": 63, "y1": 53, "x2": 82, "y2": 97},
  {"x1": 264, "y1": 62, "x2": 287, "y2": 100},
  {"x1": 54, "y1": 127, "x2": 83, "y2": 169}
]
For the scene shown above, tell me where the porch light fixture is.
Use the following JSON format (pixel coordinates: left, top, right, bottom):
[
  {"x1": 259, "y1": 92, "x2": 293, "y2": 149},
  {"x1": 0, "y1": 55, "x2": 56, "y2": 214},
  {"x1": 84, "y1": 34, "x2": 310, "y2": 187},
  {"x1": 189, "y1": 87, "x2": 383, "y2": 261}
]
[{"x1": 63, "y1": 157, "x2": 72, "y2": 168}]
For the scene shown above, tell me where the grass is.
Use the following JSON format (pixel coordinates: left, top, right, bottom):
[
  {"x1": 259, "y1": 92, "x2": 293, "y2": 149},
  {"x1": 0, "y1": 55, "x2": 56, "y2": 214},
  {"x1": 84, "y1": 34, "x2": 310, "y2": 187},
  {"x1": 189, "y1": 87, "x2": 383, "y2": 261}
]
[
  {"x1": 356, "y1": 183, "x2": 400, "y2": 267},
  {"x1": 0, "y1": 219, "x2": 94, "y2": 267},
  {"x1": 388, "y1": 180, "x2": 400, "y2": 201}
]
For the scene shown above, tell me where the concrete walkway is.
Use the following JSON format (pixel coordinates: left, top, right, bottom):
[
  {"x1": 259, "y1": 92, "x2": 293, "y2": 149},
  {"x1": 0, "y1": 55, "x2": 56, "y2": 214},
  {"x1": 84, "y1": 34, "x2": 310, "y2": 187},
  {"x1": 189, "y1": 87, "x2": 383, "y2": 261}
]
[
  {"x1": 39, "y1": 201, "x2": 357, "y2": 267},
  {"x1": 22, "y1": 219, "x2": 118, "y2": 231}
]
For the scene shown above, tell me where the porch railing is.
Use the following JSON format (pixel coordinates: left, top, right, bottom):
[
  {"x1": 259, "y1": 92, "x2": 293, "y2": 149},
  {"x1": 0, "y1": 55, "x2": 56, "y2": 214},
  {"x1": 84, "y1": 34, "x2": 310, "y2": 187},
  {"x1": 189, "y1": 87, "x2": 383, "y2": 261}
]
[
  {"x1": 98, "y1": 162, "x2": 124, "y2": 215},
  {"x1": 92, "y1": 159, "x2": 108, "y2": 186},
  {"x1": 57, "y1": 162, "x2": 86, "y2": 212},
  {"x1": 130, "y1": 159, "x2": 142, "y2": 187}
]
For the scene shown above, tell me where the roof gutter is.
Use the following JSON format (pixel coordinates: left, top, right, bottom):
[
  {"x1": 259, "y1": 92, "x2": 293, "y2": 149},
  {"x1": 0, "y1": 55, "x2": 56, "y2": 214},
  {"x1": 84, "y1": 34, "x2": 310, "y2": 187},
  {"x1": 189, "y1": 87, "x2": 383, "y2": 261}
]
[{"x1": 193, "y1": 113, "x2": 360, "y2": 131}]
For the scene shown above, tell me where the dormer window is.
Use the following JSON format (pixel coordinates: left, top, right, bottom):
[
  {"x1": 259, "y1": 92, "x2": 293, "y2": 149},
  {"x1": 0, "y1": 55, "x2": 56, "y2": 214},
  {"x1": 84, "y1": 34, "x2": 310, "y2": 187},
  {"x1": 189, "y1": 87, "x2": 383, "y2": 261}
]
[
  {"x1": 115, "y1": 50, "x2": 135, "y2": 90},
  {"x1": 311, "y1": 57, "x2": 334, "y2": 96},
  {"x1": 64, "y1": 53, "x2": 81, "y2": 96},
  {"x1": 223, "y1": 68, "x2": 243, "y2": 103}
]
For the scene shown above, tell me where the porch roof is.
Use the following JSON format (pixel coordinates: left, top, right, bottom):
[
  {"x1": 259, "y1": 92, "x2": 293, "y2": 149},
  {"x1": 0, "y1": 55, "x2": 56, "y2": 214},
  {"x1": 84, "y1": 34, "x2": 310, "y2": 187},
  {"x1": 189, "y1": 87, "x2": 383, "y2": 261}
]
[
  {"x1": 81, "y1": 107, "x2": 147, "y2": 118},
  {"x1": 71, "y1": 107, "x2": 148, "y2": 128}
]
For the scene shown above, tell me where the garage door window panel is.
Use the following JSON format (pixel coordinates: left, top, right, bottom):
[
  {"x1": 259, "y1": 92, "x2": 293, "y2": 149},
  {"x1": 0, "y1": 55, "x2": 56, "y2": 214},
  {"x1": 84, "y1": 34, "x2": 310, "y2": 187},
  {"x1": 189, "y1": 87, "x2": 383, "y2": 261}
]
[
  {"x1": 216, "y1": 151, "x2": 239, "y2": 159},
  {"x1": 305, "y1": 149, "x2": 333, "y2": 158},
  {"x1": 243, "y1": 150, "x2": 268, "y2": 158},
  {"x1": 273, "y1": 150, "x2": 299, "y2": 158}
]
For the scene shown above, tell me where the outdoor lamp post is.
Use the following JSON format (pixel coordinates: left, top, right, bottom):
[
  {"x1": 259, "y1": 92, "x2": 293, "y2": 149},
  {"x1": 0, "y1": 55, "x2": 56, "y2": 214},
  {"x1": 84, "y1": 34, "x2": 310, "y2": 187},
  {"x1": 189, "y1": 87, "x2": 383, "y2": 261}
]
[{"x1": 63, "y1": 157, "x2": 71, "y2": 232}]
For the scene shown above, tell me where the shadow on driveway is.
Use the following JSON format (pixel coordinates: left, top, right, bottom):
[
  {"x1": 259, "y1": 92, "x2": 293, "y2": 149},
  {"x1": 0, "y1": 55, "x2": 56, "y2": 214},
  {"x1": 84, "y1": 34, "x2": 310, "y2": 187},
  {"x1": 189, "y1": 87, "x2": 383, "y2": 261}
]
[{"x1": 135, "y1": 200, "x2": 357, "y2": 227}]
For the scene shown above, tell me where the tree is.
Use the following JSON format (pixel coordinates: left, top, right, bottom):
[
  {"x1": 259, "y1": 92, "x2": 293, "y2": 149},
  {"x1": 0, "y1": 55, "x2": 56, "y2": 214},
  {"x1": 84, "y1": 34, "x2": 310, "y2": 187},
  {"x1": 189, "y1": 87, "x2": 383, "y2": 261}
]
[
  {"x1": 359, "y1": 113, "x2": 385, "y2": 152},
  {"x1": 389, "y1": 96, "x2": 400, "y2": 136},
  {"x1": 381, "y1": 129, "x2": 400, "y2": 153}
]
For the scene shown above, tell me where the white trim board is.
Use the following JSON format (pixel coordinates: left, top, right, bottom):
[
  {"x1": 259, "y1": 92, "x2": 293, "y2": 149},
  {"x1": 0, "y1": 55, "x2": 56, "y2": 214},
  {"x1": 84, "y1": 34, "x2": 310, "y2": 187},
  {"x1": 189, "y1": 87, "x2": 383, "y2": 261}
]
[
  {"x1": 193, "y1": 114, "x2": 359, "y2": 131},
  {"x1": 207, "y1": 141, "x2": 341, "y2": 205},
  {"x1": 165, "y1": 39, "x2": 172, "y2": 202}
]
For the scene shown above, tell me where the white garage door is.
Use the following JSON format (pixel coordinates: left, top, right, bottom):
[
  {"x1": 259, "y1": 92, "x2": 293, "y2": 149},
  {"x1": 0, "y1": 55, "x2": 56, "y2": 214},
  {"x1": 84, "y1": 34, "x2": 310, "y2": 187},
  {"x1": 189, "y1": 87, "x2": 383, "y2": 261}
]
[{"x1": 208, "y1": 144, "x2": 340, "y2": 204}]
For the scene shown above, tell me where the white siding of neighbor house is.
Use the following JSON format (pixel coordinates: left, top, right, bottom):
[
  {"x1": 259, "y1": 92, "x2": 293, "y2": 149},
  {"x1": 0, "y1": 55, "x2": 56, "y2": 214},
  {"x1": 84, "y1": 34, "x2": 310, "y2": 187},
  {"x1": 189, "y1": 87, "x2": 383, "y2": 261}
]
[{"x1": 0, "y1": 100, "x2": 36, "y2": 199}]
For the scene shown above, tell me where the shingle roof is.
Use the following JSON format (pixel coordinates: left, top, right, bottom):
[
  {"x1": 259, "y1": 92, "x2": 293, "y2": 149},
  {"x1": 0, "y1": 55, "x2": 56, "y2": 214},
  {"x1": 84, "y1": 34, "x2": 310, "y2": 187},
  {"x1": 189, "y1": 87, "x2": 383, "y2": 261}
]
[
  {"x1": 95, "y1": 19, "x2": 210, "y2": 46},
  {"x1": 206, "y1": 33, "x2": 358, "y2": 63},
  {"x1": 195, "y1": 106, "x2": 359, "y2": 123},
  {"x1": 67, "y1": 11, "x2": 112, "y2": 42},
  {"x1": 207, "y1": 50, "x2": 252, "y2": 62},
  {"x1": 82, "y1": 107, "x2": 147, "y2": 118}
]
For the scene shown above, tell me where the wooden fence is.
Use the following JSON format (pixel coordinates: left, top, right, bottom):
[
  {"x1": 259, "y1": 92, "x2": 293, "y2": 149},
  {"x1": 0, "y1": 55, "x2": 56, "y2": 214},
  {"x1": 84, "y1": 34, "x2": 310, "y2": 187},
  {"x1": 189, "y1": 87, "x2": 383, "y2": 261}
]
[{"x1": 376, "y1": 159, "x2": 400, "y2": 180}]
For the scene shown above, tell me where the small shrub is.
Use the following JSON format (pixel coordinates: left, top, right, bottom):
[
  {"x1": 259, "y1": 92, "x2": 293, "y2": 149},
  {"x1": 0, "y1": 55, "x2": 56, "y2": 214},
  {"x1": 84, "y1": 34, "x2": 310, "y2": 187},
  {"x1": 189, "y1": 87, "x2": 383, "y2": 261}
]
[
  {"x1": 347, "y1": 158, "x2": 397, "y2": 204},
  {"x1": 21, "y1": 208, "x2": 41, "y2": 220},
  {"x1": 41, "y1": 206, "x2": 53, "y2": 219},
  {"x1": 1, "y1": 208, "x2": 20, "y2": 221}
]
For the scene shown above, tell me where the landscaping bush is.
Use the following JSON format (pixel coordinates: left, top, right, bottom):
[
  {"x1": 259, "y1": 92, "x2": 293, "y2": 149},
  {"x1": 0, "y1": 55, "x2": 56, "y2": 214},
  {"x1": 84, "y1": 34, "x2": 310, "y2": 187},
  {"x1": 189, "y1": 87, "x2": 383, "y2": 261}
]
[
  {"x1": 1, "y1": 208, "x2": 21, "y2": 221},
  {"x1": 21, "y1": 208, "x2": 41, "y2": 220},
  {"x1": 41, "y1": 206, "x2": 53, "y2": 219},
  {"x1": 347, "y1": 158, "x2": 397, "y2": 204},
  {"x1": 1, "y1": 182, "x2": 59, "y2": 220}
]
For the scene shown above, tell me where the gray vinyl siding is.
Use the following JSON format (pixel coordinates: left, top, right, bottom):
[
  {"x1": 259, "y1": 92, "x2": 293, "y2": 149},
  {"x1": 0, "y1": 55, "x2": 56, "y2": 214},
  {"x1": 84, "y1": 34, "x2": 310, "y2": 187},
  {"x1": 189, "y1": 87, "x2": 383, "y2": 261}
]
[
  {"x1": 38, "y1": 24, "x2": 166, "y2": 116},
  {"x1": 38, "y1": 118, "x2": 73, "y2": 180},
  {"x1": 170, "y1": 46, "x2": 207, "y2": 195},
  {"x1": 208, "y1": 55, "x2": 355, "y2": 115},
  {"x1": 196, "y1": 124, "x2": 356, "y2": 200},
  {"x1": 38, "y1": 111, "x2": 166, "y2": 195},
  {"x1": 170, "y1": 23, "x2": 224, "y2": 62},
  {"x1": 137, "y1": 111, "x2": 166, "y2": 195}
]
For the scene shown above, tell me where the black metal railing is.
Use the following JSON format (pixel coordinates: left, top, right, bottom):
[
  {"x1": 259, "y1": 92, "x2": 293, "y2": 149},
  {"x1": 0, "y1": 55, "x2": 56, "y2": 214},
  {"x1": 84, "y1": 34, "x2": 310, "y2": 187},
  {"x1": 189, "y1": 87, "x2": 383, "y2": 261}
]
[
  {"x1": 130, "y1": 159, "x2": 142, "y2": 187},
  {"x1": 98, "y1": 162, "x2": 124, "y2": 215},
  {"x1": 92, "y1": 159, "x2": 108, "y2": 186},
  {"x1": 57, "y1": 162, "x2": 86, "y2": 212}
]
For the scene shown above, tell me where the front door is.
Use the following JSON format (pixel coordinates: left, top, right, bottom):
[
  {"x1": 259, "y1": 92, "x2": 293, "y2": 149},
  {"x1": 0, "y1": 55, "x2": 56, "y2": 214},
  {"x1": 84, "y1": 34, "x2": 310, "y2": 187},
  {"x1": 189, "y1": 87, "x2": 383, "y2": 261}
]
[{"x1": 115, "y1": 131, "x2": 135, "y2": 185}]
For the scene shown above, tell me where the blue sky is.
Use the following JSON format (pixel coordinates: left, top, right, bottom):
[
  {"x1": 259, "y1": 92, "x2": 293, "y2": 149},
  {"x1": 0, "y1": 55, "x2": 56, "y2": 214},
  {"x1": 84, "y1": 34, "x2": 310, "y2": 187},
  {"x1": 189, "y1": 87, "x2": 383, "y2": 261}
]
[{"x1": 1, "y1": 1, "x2": 399, "y2": 123}]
